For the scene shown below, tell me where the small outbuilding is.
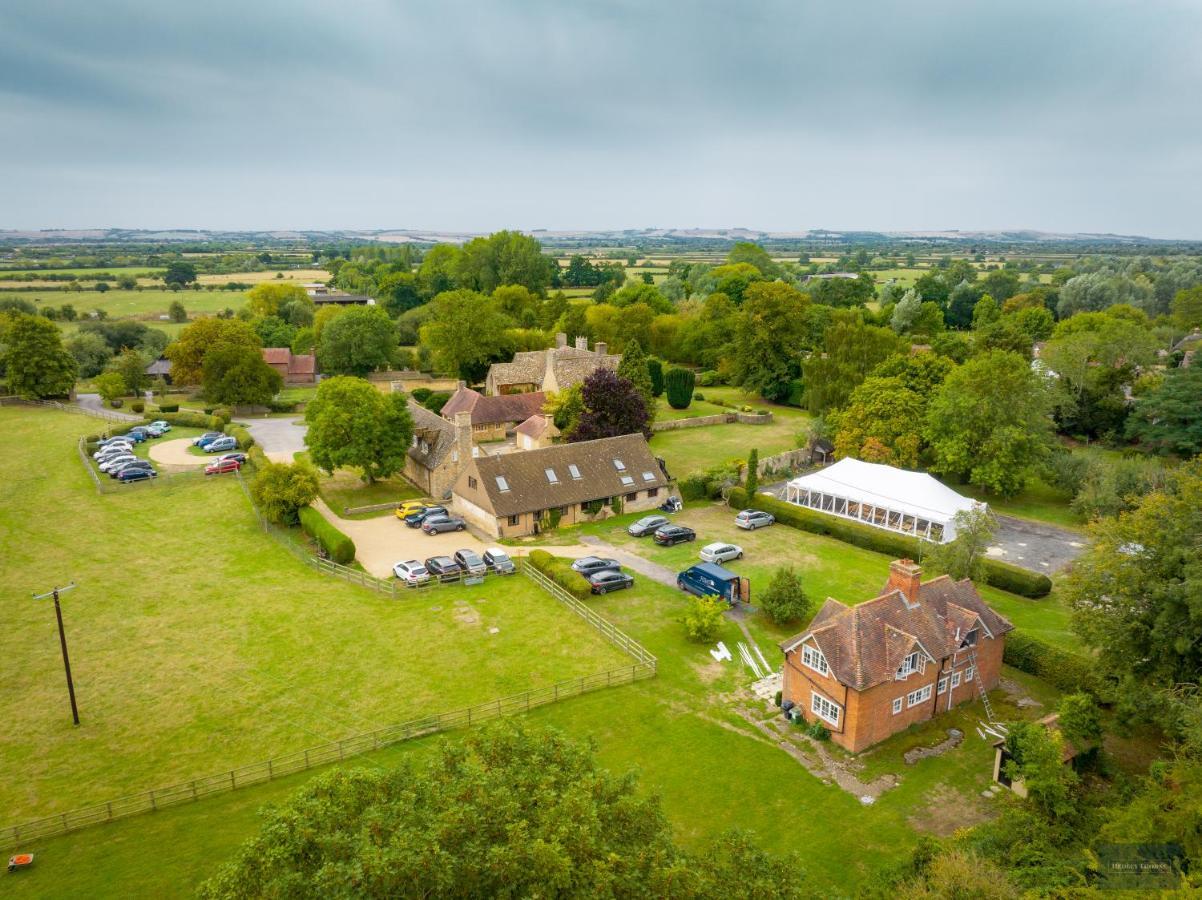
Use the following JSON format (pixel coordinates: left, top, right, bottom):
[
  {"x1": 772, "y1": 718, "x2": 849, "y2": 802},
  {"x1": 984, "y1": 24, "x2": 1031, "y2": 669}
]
[{"x1": 783, "y1": 457, "x2": 982, "y2": 543}]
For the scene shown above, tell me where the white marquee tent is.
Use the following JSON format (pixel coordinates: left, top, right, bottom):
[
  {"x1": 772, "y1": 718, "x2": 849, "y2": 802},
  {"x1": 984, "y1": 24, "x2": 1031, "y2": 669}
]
[{"x1": 783, "y1": 458, "x2": 983, "y2": 543}]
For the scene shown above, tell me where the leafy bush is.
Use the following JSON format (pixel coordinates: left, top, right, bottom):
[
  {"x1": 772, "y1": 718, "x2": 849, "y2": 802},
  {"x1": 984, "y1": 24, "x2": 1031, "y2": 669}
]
[
  {"x1": 267, "y1": 399, "x2": 299, "y2": 413},
  {"x1": 157, "y1": 403, "x2": 179, "y2": 413},
  {"x1": 695, "y1": 370, "x2": 723, "y2": 387},
  {"x1": 298, "y1": 506, "x2": 356, "y2": 565},
  {"x1": 726, "y1": 487, "x2": 1052, "y2": 598},
  {"x1": 805, "y1": 720, "x2": 831, "y2": 741},
  {"x1": 227, "y1": 424, "x2": 255, "y2": 450},
  {"x1": 693, "y1": 392, "x2": 706, "y2": 402},
  {"x1": 410, "y1": 387, "x2": 432, "y2": 402},
  {"x1": 664, "y1": 367, "x2": 696, "y2": 409},
  {"x1": 1003, "y1": 631, "x2": 1102, "y2": 695},
  {"x1": 251, "y1": 462, "x2": 320, "y2": 526},
  {"x1": 648, "y1": 358, "x2": 664, "y2": 397},
  {"x1": 679, "y1": 462, "x2": 741, "y2": 501},
  {"x1": 211, "y1": 406, "x2": 233, "y2": 424},
  {"x1": 680, "y1": 595, "x2": 726, "y2": 642},
  {"x1": 130, "y1": 401, "x2": 145, "y2": 414},
  {"x1": 528, "y1": 550, "x2": 594, "y2": 600},
  {"x1": 154, "y1": 410, "x2": 226, "y2": 431},
  {"x1": 760, "y1": 566, "x2": 811, "y2": 625},
  {"x1": 423, "y1": 392, "x2": 451, "y2": 414}
]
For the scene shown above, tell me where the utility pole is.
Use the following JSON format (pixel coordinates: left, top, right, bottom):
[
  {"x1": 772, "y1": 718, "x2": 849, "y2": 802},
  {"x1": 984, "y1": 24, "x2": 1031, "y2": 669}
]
[{"x1": 33, "y1": 582, "x2": 80, "y2": 726}]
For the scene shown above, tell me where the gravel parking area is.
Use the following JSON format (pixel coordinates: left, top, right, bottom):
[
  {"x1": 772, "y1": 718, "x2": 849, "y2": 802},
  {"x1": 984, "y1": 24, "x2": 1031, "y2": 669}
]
[
  {"x1": 148, "y1": 438, "x2": 210, "y2": 468},
  {"x1": 233, "y1": 416, "x2": 308, "y2": 462},
  {"x1": 988, "y1": 515, "x2": 1086, "y2": 573}
]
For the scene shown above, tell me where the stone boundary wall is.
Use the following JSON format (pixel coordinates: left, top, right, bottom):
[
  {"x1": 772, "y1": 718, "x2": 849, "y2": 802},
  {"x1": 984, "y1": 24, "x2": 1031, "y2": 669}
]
[
  {"x1": 652, "y1": 410, "x2": 774, "y2": 432},
  {"x1": 757, "y1": 448, "x2": 810, "y2": 477}
]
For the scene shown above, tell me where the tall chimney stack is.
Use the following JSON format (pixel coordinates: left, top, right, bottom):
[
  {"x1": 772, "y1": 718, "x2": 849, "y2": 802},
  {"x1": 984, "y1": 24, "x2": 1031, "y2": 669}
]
[
  {"x1": 595, "y1": 342, "x2": 608, "y2": 356},
  {"x1": 555, "y1": 332, "x2": 567, "y2": 348},
  {"x1": 887, "y1": 559, "x2": 923, "y2": 605},
  {"x1": 574, "y1": 336, "x2": 588, "y2": 351},
  {"x1": 454, "y1": 410, "x2": 473, "y2": 464}
]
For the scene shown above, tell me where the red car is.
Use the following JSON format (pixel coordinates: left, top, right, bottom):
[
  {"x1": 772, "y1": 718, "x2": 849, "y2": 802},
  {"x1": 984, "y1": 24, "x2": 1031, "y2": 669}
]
[{"x1": 205, "y1": 457, "x2": 242, "y2": 476}]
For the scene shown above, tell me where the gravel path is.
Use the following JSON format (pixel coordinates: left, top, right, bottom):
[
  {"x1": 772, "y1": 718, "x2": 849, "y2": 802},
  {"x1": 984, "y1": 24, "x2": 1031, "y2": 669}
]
[
  {"x1": 149, "y1": 438, "x2": 211, "y2": 468},
  {"x1": 76, "y1": 393, "x2": 141, "y2": 421}
]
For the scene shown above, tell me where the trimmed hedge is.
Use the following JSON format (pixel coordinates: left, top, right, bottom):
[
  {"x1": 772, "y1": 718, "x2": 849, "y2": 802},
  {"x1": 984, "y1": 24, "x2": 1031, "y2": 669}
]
[
  {"x1": 1004, "y1": 630, "x2": 1101, "y2": 696},
  {"x1": 227, "y1": 424, "x2": 255, "y2": 451},
  {"x1": 157, "y1": 403, "x2": 179, "y2": 413},
  {"x1": 528, "y1": 550, "x2": 594, "y2": 601},
  {"x1": 247, "y1": 445, "x2": 269, "y2": 470},
  {"x1": 298, "y1": 505, "x2": 356, "y2": 565},
  {"x1": 726, "y1": 487, "x2": 1053, "y2": 598},
  {"x1": 155, "y1": 411, "x2": 226, "y2": 431}
]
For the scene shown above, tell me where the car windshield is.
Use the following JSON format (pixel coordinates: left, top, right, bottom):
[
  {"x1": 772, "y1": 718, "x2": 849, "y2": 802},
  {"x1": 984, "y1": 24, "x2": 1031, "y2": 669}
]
[
  {"x1": 461, "y1": 553, "x2": 481, "y2": 564},
  {"x1": 490, "y1": 551, "x2": 510, "y2": 562},
  {"x1": 411, "y1": 566, "x2": 428, "y2": 575}
]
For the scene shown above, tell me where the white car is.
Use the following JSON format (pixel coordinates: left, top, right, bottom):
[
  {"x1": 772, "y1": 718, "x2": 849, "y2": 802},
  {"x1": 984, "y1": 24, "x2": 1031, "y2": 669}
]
[
  {"x1": 99, "y1": 454, "x2": 138, "y2": 473},
  {"x1": 94, "y1": 443, "x2": 133, "y2": 459},
  {"x1": 393, "y1": 559, "x2": 431, "y2": 586},
  {"x1": 700, "y1": 542, "x2": 744, "y2": 564},
  {"x1": 148, "y1": 420, "x2": 171, "y2": 431}
]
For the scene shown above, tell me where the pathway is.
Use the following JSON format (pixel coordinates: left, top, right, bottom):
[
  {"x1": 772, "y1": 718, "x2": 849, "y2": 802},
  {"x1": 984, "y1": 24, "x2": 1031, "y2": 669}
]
[
  {"x1": 233, "y1": 416, "x2": 308, "y2": 462},
  {"x1": 579, "y1": 535, "x2": 679, "y2": 587},
  {"x1": 76, "y1": 393, "x2": 141, "y2": 421}
]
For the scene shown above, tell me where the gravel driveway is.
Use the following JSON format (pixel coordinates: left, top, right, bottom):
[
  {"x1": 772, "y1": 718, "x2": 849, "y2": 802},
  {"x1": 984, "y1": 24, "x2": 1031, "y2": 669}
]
[
  {"x1": 76, "y1": 393, "x2": 141, "y2": 421},
  {"x1": 234, "y1": 416, "x2": 308, "y2": 461},
  {"x1": 988, "y1": 515, "x2": 1086, "y2": 573}
]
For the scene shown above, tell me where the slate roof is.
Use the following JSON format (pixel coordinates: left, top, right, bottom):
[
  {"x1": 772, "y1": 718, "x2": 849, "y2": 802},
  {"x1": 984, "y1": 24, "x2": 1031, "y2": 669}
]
[
  {"x1": 407, "y1": 400, "x2": 458, "y2": 470},
  {"x1": 781, "y1": 572, "x2": 1013, "y2": 691},
  {"x1": 458, "y1": 433, "x2": 668, "y2": 517},
  {"x1": 145, "y1": 358, "x2": 173, "y2": 376},
  {"x1": 441, "y1": 387, "x2": 546, "y2": 426}
]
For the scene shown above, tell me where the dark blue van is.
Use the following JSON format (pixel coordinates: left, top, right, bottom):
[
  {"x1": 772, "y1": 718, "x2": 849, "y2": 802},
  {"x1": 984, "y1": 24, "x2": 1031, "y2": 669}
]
[{"x1": 676, "y1": 562, "x2": 748, "y2": 604}]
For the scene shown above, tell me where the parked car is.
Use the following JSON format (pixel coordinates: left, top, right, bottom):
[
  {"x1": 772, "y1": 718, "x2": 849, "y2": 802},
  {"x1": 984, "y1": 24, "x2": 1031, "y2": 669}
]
[
  {"x1": 117, "y1": 466, "x2": 157, "y2": 483},
  {"x1": 653, "y1": 524, "x2": 696, "y2": 546},
  {"x1": 424, "y1": 556, "x2": 463, "y2": 581},
  {"x1": 422, "y1": 514, "x2": 466, "y2": 534},
  {"x1": 205, "y1": 457, "x2": 242, "y2": 476},
  {"x1": 94, "y1": 443, "x2": 132, "y2": 459},
  {"x1": 677, "y1": 562, "x2": 745, "y2": 603},
  {"x1": 571, "y1": 556, "x2": 622, "y2": 576},
  {"x1": 145, "y1": 424, "x2": 169, "y2": 437},
  {"x1": 216, "y1": 452, "x2": 247, "y2": 465},
  {"x1": 403, "y1": 505, "x2": 446, "y2": 528},
  {"x1": 700, "y1": 542, "x2": 744, "y2": 564},
  {"x1": 99, "y1": 454, "x2": 137, "y2": 473},
  {"x1": 627, "y1": 515, "x2": 669, "y2": 537},
  {"x1": 483, "y1": 547, "x2": 516, "y2": 575},
  {"x1": 97, "y1": 435, "x2": 132, "y2": 448},
  {"x1": 193, "y1": 432, "x2": 224, "y2": 447},
  {"x1": 587, "y1": 569, "x2": 635, "y2": 594},
  {"x1": 734, "y1": 509, "x2": 775, "y2": 530},
  {"x1": 394, "y1": 499, "x2": 431, "y2": 520},
  {"x1": 127, "y1": 426, "x2": 151, "y2": 440},
  {"x1": 111, "y1": 460, "x2": 154, "y2": 478},
  {"x1": 453, "y1": 549, "x2": 487, "y2": 576},
  {"x1": 204, "y1": 436, "x2": 238, "y2": 453},
  {"x1": 392, "y1": 559, "x2": 431, "y2": 585},
  {"x1": 148, "y1": 420, "x2": 171, "y2": 432}
]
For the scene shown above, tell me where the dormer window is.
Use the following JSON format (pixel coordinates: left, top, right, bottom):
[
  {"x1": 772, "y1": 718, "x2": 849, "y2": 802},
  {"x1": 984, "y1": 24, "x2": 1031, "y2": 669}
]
[
  {"x1": 801, "y1": 644, "x2": 829, "y2": 676},
  {"x1": 961, "y1": 628, "x2": 978, "y2": 648},
  {"x1": 896, "y1": 651, "x2": 922, "y2": 679},
  {"x1": 495, "y1": 476, "x2": 510, "y2": 492}
]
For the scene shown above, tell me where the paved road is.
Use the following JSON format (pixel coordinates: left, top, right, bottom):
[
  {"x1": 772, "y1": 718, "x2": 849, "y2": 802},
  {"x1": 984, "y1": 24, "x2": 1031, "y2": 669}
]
[
  {"x1": 76, "y1": 393, "x2": 141, "y2": 421},
  {"x1": 988, "y1": 515, "x2": 1086, "y2": 573},
  {"x1": 234, "y1": 416, "x2": 308, "y2": 462}
]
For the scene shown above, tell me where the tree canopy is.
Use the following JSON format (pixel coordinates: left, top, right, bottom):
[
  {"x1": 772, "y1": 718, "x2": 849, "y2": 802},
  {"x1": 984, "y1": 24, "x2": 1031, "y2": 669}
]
[
  {"x1": 420, "y1": 290, "x2": 515, "y2": 382},
  {"x1": 0, "y1": 313, "x2": 77, "y2": 398},
  {"x1": 202, "y1": 345, "x2": 284, "y2": 406},
  {"x1": 730, "y1": 281, "x2": 810, "y2": 402},
  {"x1": 165, "y1": 317, "x2": 262, "y2": 385},
  {"x1": 569, "y1": 368, "x2": 651, "y2": 441},
  {"x1": 303, "y1": 376, "x2": 414, "y2": 483},
  {"x1": 317, "y1": 305, "x2": 397, "y2": 377}
]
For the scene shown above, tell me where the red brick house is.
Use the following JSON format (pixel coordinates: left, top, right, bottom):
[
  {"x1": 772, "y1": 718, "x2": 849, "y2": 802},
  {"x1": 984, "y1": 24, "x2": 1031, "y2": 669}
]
[
  {"x1": 780, "y1": 559, "x2": 1013, "y2": 753},
  {"x1": 262, "y1": 348, "x2": 316, "y2": 385}
]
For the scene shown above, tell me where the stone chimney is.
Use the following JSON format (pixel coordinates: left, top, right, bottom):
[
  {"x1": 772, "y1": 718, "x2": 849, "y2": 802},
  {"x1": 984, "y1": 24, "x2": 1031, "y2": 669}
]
[
  {"x1": 594, "y1": 341, "x2": 608, "y2": 356},
  {"x1": 453, "y1": 410, "x2": 473, "y2": 464},
  {"x1": 887, "y1": 559, "x2": 923, "y2": 605},
  {"x1": 575, "y1": 336, "x2": 588, "y2": 351},
  {"x1": 555, "y1": 332, "x2": 567, "y2": 348}
]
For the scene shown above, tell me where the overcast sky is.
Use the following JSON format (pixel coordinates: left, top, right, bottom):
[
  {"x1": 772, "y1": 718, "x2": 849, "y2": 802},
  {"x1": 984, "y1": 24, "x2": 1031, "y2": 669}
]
[{"x1": 2, "y1": 0, "x2": 1200, "y2": 236}]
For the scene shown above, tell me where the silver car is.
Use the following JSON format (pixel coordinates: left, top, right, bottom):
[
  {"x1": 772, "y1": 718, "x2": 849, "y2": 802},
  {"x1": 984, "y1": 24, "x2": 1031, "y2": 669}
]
[
  {"x1": 700, "y1": 542, "x2": 744, "y2": 564},
  {"x1": 453, "y1": 549, "x2": 487, "y2": 576},
  {"x1": 99, "y1": 454, "x2": 138, "y2": 473},
  {"x1": 735, "y1": 509, "x2": 775, "y2": 530}
]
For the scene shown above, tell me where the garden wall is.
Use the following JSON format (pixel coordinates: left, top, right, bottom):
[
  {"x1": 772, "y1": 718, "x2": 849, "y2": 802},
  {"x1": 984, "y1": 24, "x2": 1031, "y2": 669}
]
[{"x1": 652, "y1": 410, "x2": 774, "y2": 432}]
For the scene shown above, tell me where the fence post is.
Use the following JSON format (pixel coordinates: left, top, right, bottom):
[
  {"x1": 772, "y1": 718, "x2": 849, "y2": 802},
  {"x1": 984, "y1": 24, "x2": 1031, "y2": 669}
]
[
  {"x1": 230, "y1": 770, "x2": 236, "y2": 789},
  {"x1": 149, "y1": 790, "x2": 156, "y2": 811},
  {"x1": 267, "y1": 759, "x2": 273, "y2": 779}
]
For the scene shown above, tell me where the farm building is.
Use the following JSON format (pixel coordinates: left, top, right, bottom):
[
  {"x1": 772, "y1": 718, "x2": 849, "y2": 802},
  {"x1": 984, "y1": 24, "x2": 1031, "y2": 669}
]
[
  {"x1": 783, "y1": 457, "x2": 982, "y2": 543},
  {"x1": 515, "y1": 414, "x2": 559, "y2": 450},
  {"x1": 261, "y1": 348, "x2": 316, "y2": 384},
  {"x1": 405, "y1": 402, "x2": 476, "y2": 500},
  {"x1": 451, "y1": 433, "x2": 669, "y2": 538}
]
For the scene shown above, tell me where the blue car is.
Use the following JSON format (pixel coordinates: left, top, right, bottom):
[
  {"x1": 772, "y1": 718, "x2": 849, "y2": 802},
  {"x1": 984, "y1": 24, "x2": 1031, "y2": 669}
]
[
  {"x1": 194, "y1": 432, "x2": 226, "y2": 448},
  {"x1": 204, "y1": 436, "x2": 238, "y2": 453},
  {"x1": 117, "y1": 466, "x2": 157, "y2": 482},
  {"x1": 122, "y1": 429, "x2": 147, "y2": 443}
]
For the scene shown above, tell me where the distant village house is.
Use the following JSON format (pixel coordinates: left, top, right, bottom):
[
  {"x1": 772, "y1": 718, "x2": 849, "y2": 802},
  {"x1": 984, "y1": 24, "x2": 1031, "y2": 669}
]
[{"x1": 485, "y1": 333, "x2": 620, "y2": 396}]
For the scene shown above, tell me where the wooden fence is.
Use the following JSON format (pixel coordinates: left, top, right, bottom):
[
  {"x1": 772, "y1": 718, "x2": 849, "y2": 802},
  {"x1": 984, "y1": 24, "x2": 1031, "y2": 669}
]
[
  {"x1": 76, "y1": 436, "x2": 207, "y2": 495},
  {"x1": 3, "y1": 396, "x2": 136, "y2": 423}
]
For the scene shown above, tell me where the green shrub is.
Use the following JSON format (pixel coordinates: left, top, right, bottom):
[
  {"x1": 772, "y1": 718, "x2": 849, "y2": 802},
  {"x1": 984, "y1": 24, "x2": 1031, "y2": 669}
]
[
  {"x1": 130, "y1": 401, "x2": 145, "y2": 414},
  {"x1": 252, "y1": 461, "x2": 320, "y2": 526},
  {"x1": 267, "y1": 399, "x2": 299, "y2": 413},
  {"x1": 422, "y1": 392, "x2": 451, "y2": 414},
  {"x1": 648, "y1": 358, "x2": 664, "y2": 397},
  {"x1": 298, "y1": 506, "x2": 356, "y2": 565},
  {"x1": 155, "y1": 411, "x2": 225, "y2": 431},
  {"x1": 696, "y1": 370, "x2": 722, "y2": 387},
  {"x1": 805, "y1": 721, "x2": 831, "y2": 741},
  {"x1": 693, "y1": 392, "x2": 706, "y2": 402},
  {"x1": 212, "y1": 406, "x2": 233, "y2": 424},
  {"x1": 410, "y1": 387, "x2": 433, "y2": 403},
  {"x1": 247, "y1": 445, "x2": 269, "y2": 470},
  {"x1": 528, "y1": 550, "x2": 594, "y2": 600},
  {"x1": 227, "y1": 424, "x2": 255, "y2": 450},
  {"x1": 726, "y1": 487, "x2": 1052, "y2": 598},
  {"x1": 157, "y1": 403, "x2": 179, "y2": 413},
  {"x1": 664, "y1": 367, "x2": 696, "y2": 409},
  {"x1": 680, "y1": 594, "x2": 726, "y2": 642},
  {"x1": 1003, "y1": 631, "x2": 1102, "y2": 696}
]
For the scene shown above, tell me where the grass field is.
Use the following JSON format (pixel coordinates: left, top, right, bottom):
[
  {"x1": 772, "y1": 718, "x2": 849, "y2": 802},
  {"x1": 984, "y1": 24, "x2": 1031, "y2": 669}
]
[
  {"x1": 195, "y1": 268, "x2": 328, "y2": 286},
  {"x1": 294, "y1": 450, "x2": 425, "y2": 515},
  {"x1": 2, "y1": 288, "x2": 248, "y2": 322},
  {"x1": 0, "y1": 407, "x2": 631, "y2": 824}
]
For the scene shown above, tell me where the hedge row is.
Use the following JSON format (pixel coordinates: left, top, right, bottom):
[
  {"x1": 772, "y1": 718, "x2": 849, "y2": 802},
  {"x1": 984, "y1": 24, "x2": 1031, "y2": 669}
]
[
  {"x1": 298, "y1": 506, "x2": 356, "y2": 565},
  {"x1": 227, "y1": 424, "x2": 255, "y2": 451},
  {"x1": 1003, "y1": 630, "x2": 1102, "y2": 696},
  {"x1": 726, "y1": 487, "x2": 1053, "y2": 598},
  {"x1": 528, "y1": 550, "x2": 594, "y2": 601},
  {"x1": 153, "y1": 411, "x2": 227, "y2": 431}
]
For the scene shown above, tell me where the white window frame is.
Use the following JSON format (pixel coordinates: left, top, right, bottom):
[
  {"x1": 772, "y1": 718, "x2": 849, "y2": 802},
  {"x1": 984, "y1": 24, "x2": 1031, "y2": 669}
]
[
  {"x1": 892, "y1": 697, "x2": 903, "y2": 715},
  {"x1": 568, "y1": 464, "x2": 581, "y2": 480},
  {"x1": 906, "y1": 685, "x2": 932, "y2": 708},
  {"x1": 896, "y1": 651, "x2": 923, "y2": 679},
  {"x1": 965, "y1": 666, "x2": 975, "y2": 682},
  {"x1": 545, "y1": 467, "x2": 559, "y2": 484},
  {"x1": 801, "y1": 644, "x2": 829, "y2": 676},
  {"x1": 951, "y1": 672, "x2": 961, "y2": 688},
  {"x1": 937, "y1": 677, "x2": 948, "y2": 695},
  {"x1": 811, "y1": 692, "x2": 841, "y2": 727}
]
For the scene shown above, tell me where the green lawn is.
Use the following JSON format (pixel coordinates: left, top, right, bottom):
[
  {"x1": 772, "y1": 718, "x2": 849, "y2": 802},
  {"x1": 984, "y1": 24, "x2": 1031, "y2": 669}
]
[
  {"x1": 0, "y1": 407, "x2": 630, "y2": 824},
  {"x1": 1, "y1": 288, "x2": 248, "y2": 322},
  {"x1": 653, "y1": 396, "x2": 730, "y2": 421},
  {"x1": 947, "y1": 475, "x2": 1084, "y2": 531},
  {"x1": 294, "y1": 450, "x2": 425, "y2": 515}
]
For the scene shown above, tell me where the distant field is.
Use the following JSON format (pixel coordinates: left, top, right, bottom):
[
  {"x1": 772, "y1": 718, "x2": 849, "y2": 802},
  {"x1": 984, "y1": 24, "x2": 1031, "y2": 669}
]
[
  {"x1": 2, "y1": 288, "x2": 248, "y2": 322},
  {"x1": 196, "y1": 268, "x2": 327, "y2": 286},
  {"x1": 0, "y1": 266, "x2": 164, "y2": 280}
]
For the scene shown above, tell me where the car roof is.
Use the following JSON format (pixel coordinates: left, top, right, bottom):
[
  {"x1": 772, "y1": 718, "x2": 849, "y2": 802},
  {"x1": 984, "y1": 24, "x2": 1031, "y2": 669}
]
[
  {"x1": 485, "y1": 547, "x2": 509, "y2": 555},
  {"x1": 457, "y1": 548, "x2": 481, "y2": 557},
  {"x1": 428, "y1": 555, "x2": 454, "y2": 563}
]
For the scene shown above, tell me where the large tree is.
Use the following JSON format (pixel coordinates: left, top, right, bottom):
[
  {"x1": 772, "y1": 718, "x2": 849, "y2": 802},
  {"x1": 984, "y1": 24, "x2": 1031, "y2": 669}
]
[
  {"x1": 304, "y1": 376, "x2": 414, "y2": 483},
  {"x1": 1125, "y1": 355, "x2": 1202, "y2": 456},
  {"x1": 569, "y1": 368, "x2": 651, "y2": 441},
  {"x1": 317, "y1": 305, "x2": 396, "y2": 377},
  {"x1": 616, "y1": 337, "x2": 654, "y2": 409},
  {"x1": 245, "y1": 282, "x2": 310, "y2": 318},
  {"x1": 108, "y1": 347, "x2": 151, "y2": 396},
  {"x1": 925, "y1": 350, "x2": 1054, "y2": 496},
  {"x1": 199, "y1": 724, "x2": 805, "y2": 900},
  {"x1": 729, "y1": 281, "x2": 810, "y2": 402},
  {"x1": 454, "y1": 230, "x2": 553, "y2": 294},
  {"x1": 65, "y1": 330, "x2": 113, "y2": 379},
  {"x1": 831, "y1": 376, "x2": 925, "y2": 467},
  {"x1": 165, "y1": 317, "x2": 261, "y2": 385},
  {"x1": 1, "y1": 313, "x2": 77, "y2": 398},
  {"x1": 250, "y1": 461, "x2": 319, "y2": 525},
  {"x1": 801, "y1": 318, "x2": 906, "y2": 414},
  {"x1": 420, "y1": 290, "x2": 514, "y2": 381},
  {"x1": 203, "y1": 345, "x2": 284, "y2": 406}
]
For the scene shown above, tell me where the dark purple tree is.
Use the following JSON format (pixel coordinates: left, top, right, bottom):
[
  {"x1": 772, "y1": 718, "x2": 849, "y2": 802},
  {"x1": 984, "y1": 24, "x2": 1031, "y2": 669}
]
[{"x1": 569, "y1": 368, "x2": 651, "y2": 442}]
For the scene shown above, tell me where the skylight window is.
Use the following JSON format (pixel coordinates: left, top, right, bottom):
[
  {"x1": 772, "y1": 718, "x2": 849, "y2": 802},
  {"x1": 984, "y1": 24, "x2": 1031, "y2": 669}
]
[
  {"x1": 545, "y1": 468, "x2": 559, "y2": 484},
  {"x1": 620, "y1": 475, "x2": 635, "y2": 486},
  {"x1": 642, "y1": 471, "x2": 656, "y2": 482},
  {"x1": 495, "y1": 476, "x2": 510, "y2": 492},
  {"x1": 612, "y1": 458, "x2": 626, "y2": 471},
  {"x1": 568, "y1": 464, "x2": 581, "y2": 479}
]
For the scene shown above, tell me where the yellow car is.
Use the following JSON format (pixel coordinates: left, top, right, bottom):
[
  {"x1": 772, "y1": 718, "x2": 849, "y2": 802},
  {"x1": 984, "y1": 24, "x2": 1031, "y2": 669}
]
[{"x1": 395, "y1": 499, "x2": 431, "y2": 520}]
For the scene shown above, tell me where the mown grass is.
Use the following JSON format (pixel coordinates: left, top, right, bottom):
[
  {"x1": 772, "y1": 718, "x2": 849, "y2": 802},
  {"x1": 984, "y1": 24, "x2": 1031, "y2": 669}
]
[
  {"x1": 0, "y1": 288, "x2": 248, "y2": 322},
  {"x1": 293, "y1": 449, "x2": 424, "y2": 515},
  {"x1": 0, "y1": 407, "x2": 629, "y2": 824}
]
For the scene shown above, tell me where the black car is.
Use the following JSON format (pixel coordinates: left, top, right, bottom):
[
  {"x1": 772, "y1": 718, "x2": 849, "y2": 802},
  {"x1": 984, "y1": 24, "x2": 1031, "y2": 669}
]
[
  {"x1": 653, "y1": 524, "x2": 696, "y2": 546},
  {"x1": 571, "y1": 556, "x2": 622, "y2": 576},
  {"x1": 587, "y1": 569, "x2": 635, "y2": 594},
  {"x1": 404, "y1": 505, "x2": 447, "y2": 528},
  {"x1": 117, "y1": 467, "x2": 157, "y2": 483},
  {"x1": 627, "y1": 515, "x2": 669, "y2": 537},
  {"x1": 424, "y1": 555, "x2": 463, "y2": 581},
  {"x1": 110, "y1": 459, "x2": 154, "y2": 478}
]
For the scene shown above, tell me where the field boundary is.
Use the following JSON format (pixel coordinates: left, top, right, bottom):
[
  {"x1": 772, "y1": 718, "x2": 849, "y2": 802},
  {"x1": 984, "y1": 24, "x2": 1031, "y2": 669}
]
[
  {"x1": 76, "y1": 436, "x2": 207, "y2": 495},
  {"x1": 1, "y1": 396, "x2": 133, "y2": 423}
]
